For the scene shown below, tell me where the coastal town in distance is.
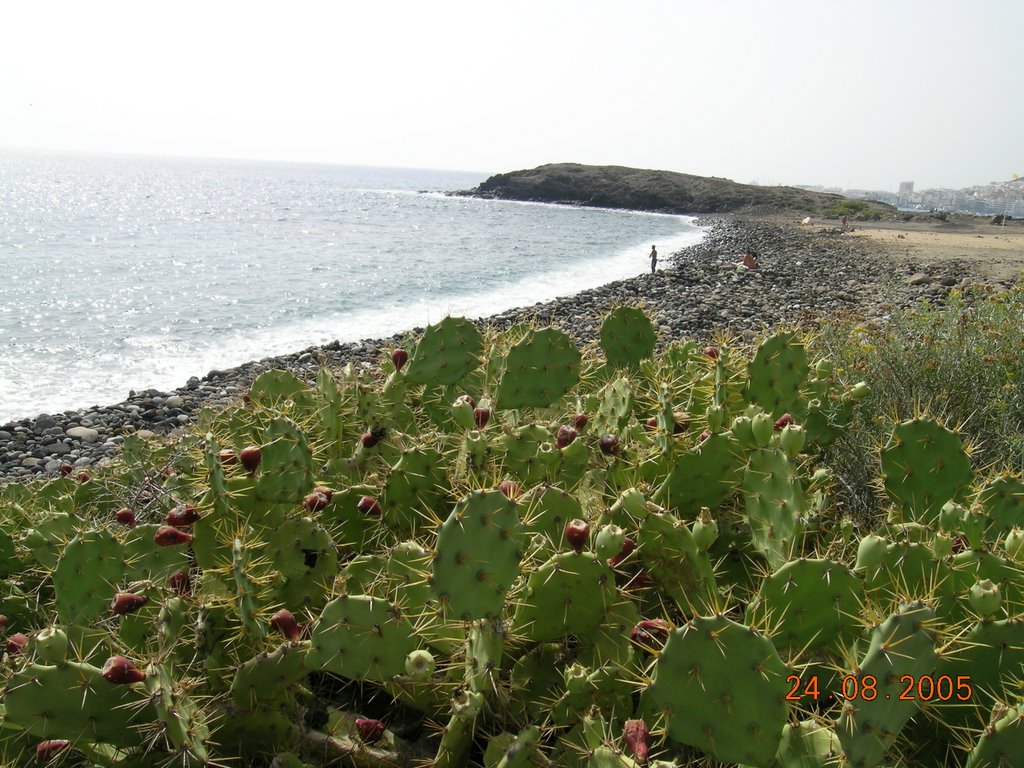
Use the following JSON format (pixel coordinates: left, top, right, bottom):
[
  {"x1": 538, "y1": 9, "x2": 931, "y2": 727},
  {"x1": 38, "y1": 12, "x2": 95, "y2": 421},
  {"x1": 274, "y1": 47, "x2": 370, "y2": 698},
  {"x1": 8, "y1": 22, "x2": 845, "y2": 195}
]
[{"x1": 795, "y1": 175, "x2": 1024, "y2": 217}]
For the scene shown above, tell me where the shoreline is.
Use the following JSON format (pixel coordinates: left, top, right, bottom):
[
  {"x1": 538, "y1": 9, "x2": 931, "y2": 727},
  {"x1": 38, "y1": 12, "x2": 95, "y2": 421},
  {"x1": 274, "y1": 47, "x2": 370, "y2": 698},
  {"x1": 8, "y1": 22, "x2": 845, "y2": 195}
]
[{"x1": 2, "y1": 213, "x2": 1020, "y2": 483}]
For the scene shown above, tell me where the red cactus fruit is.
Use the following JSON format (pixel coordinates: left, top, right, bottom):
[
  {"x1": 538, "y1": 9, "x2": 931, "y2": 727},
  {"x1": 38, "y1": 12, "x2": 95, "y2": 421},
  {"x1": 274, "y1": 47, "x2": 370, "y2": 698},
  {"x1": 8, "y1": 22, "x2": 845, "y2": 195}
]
[
  {"x1": 697, "y1": 429, "x2": 711, "y2": 443},
  {"x1": 573, "y1": 412, "x2": 589, "y2": 432},
  {"x1": 101, "y1": 655, "x2": 145, "y2": 685},
  {"x1": 36, "y1": 740, "x2": 72, "y2": 762},
  {"x1": 361, "y1": 427, "x2": 387, "y2": 448},
  {"x1": 0, "y1": 615, "x2": 7, "y2": 629},
  {"x1": 154, "y1": 526, "x2": 193, "y2": 547},
  {"x1": 623, "y1": 719, "x2": 650, "y2": 763},
  {"x1": 645, "y1": 416, "x2": 658, "y2": 430},
  {"x1": 565, "y1": 519, "x2": 589, "y2": 553},
  {"x1": 355, "y1": 718, "x2": 386, "y2": 743},
  {"x1": 703, "y1": 346, "x2": 719, "y2": 359},
  {"x1": 219, "y1": 449, "x2": 238, "y2": 466},
  {"x1": 168, "y1": 569, "x2": 192, "y2": 597},
  {"x1": 240, "y1": 445, "x2": 262, "y2": 474},
  {"x1": 166, "y1": 504, "x2": 200, "y2": 527},
  {"x1": 115, "y1": 507, "x2": 137, "y2": 527},
  {"x1": 473, "y1": 407, "x2": 491, "y2": 429},
  {"x1": 391, "y1": 348, "x2": 408, "y2": 371},
  {"x1": 357, "y1": 495, "x2": 382, "y2": 516},
  {"x1": 111, "y1": 592, "x2": 148, "y2": 615},
  {"x1": 556, "y1": 425, "x2": 578, "y2": 448},
  {"x1": 6, "y1": 632, "x2": 29, "y2": 655},
  {"x1": 75, "y1": 471, "x2": 91, "y2": 483},
  {"x1": 499, "y1": 480, "x2": 520, "y2": 500},
  {"x1": 303, "y1": 490, "x2": 330, "y2": 513},
  {"x1": 59, "y1": 463, "x2": 73, "y2": 477},
  {"x1": 608, "y1": 536, "x2": 636, "y2": 567},
  {"x1": 270, "y1": 608, "x2": 302, "y2": 641},
  {"x1": 599, "y1": 434, "x2": 620, "y2": 456},
  {"x1": 774, "y1": 413, "x2": 795, "y2": 431},
  {"x1": 630, "y1": 618, "x2": 672, "y2": 645}
]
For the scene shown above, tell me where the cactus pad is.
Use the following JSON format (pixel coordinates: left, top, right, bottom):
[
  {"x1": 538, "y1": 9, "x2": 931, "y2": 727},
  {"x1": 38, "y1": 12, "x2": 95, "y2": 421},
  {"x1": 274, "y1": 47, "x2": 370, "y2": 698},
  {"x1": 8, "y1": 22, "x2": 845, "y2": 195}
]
[
  {"x1": 600, "y1": 306, "x2": 657, "y2": 370},
  {"x1": 639, "y1": 615, "x2": 790, "y2": 767}
]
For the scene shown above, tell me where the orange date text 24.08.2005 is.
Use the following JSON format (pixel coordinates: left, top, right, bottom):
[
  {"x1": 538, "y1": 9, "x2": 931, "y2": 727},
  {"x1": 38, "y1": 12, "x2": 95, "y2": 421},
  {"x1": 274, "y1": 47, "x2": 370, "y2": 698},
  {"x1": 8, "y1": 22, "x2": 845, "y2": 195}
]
[{"x1": 785, "y1": 674, "x2": 974, "y2": 703}]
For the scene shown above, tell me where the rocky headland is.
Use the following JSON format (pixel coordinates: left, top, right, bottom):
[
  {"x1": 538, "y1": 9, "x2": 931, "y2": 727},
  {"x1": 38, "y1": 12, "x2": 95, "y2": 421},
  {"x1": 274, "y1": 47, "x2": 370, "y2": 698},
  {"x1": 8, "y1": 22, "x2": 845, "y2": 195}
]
[
  {"x1": 454, "y1": 162, "x2": 895, "y2": 216},
  {"x1": 4, "y1": 212, "x2": 1013, "y2": 483}
]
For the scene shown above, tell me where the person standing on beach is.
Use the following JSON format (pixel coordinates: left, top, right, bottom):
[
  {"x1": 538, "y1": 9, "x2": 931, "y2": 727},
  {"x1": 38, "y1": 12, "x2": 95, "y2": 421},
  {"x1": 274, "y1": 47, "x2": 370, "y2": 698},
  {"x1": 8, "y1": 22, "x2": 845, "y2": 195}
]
[{"x1": 650, "y1": 245, "x2": 658, "y2": 274}]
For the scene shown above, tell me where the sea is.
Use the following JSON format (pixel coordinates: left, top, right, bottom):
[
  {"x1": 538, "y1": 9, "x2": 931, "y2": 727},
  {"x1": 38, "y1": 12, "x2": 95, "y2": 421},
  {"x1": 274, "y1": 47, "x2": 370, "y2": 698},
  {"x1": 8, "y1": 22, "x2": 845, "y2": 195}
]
[{"x1": 0, "y1": 150, "x2": 704, "y2": 425}]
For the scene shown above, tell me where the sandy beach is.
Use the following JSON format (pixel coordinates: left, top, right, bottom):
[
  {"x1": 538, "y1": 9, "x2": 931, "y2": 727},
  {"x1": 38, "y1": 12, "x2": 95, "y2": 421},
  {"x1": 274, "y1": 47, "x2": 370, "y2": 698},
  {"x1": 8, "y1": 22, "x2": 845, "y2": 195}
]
[{"x1": 833, "y1": 215, "x2": 1024, "y2": 283}]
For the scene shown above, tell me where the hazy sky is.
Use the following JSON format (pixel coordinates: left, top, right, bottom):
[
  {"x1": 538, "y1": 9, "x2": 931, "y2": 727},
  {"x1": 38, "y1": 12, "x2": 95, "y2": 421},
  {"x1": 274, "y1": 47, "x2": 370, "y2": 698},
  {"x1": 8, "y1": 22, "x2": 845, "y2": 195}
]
[{"x1": 2, "y1": 1, "x2": 1021, "y2": 191}]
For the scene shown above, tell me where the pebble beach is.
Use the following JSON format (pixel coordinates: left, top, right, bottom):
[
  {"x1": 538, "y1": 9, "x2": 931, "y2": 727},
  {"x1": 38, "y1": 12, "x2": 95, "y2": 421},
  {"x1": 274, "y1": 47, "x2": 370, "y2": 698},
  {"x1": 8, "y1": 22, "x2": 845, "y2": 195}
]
[{"x1": 2, "y1": 214, "x2": 1019, "y2": 483}]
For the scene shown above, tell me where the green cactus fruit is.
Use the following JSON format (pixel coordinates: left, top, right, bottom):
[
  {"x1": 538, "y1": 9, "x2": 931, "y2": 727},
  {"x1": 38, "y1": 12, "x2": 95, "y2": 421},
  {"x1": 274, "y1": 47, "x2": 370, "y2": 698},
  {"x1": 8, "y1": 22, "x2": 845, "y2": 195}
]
[
  {"x1": 814, "y1": 358, "x2": 834, "y2": 378},
  {"x1": 968, "y1": 579, "x2": 1002, "y2": 619},
  {"x1": 836, "y1": 602, "x2": 939, "y2": 768},
  {"x1": 963, "y1": 505, "x2": 990, "y2": 550},
  {"x1": 691, "y1": 508, "x2": 720, "y2": 551},
  {"x1": 745, "y1": 558, "x2": 863, "y2": 652},
  {"x1": 731, "y1": 414, "x2": 756, "y2": 448},
  {"x1": 881, "y1": 417, "x2": 973, "y2": 525},
  {"x1": 484, "y1": 726, "x2": 542, "y2": 768},
  {"x1": 587, "y1": 748, "x2": 639, "y2": 768},
  {"x1": 452, "y1": 394, "x2": 477, "y2": 429},
  {"x1": 595, "y1": 524, "x2": 627, "y2": 560},
  {"x1": 848, "y1": 381, "x2": 870, "y2": 400},
  {"x1": 939, "y1": 500, "x2": 967, "y2": 532},
  {"x1": 855, "y1": 534, "x2": 888, "y2": 572},
  {"x1": 706, "y1": 403, "x2": 725, "y2": 432},
  {"x1": 404, "y1": 315, "x2": 483, "y2": 385},
  {"x1": 404, "y1": 649, "x2": 436, "y2": 681},
  {"x1": 1005, "y1": 527, "x2": 1024, "y2": 561},
  {"x1": 933, "y1": 532, "x2": 955, "y2": 558},
  {"x1": 751, "y1": 412, "x2": 775, "y2": 448},
  {"x1": 431, "y1": 490, "x2": 524, "y2": 620},
  {"x1": 305, "y1": 594, "x2": 418, "y2": 683},
  {"x1": 639, "y1": 615, "x2": 790, "y2": 767},
  {"x1": 452, "y1": 688, "x2": 485, "y2": 717},
  {"x1": 778, "y1": 424, "x2": 806, "y2": 458},
  {"x1": 600, "y1": 306, "x2": 657, "y2": 370},
  {"x1": 32, "y1": 626, "x2": 69, "y2": 664},
  {"x1": 496, "y1": 327, "x2": 580, "y2": 410},
  {"x1": 775, "y1": 719, "x2": 841, "y2": 768}
]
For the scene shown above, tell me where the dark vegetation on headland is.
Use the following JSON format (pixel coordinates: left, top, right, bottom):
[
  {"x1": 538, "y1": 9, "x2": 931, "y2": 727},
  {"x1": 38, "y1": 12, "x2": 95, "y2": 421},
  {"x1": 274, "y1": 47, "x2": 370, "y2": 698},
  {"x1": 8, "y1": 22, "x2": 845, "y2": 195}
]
[{"x1": 456, "y1": 162, "x2": 896, "y2": 217}]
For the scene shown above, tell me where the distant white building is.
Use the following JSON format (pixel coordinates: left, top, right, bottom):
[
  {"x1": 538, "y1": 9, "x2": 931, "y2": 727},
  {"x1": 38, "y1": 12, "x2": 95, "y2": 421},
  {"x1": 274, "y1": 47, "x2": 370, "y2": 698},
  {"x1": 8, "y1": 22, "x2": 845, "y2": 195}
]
[{"x1": 898, "y1": 181, "x2": 914, "y2": 206}]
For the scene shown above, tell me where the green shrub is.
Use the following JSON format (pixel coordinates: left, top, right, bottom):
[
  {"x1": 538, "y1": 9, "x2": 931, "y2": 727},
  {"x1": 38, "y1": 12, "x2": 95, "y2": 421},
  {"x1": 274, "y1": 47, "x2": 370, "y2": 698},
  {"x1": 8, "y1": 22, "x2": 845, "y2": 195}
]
[{"x1": 810, "y1": 280, "x2": 1024, "y2": 521}]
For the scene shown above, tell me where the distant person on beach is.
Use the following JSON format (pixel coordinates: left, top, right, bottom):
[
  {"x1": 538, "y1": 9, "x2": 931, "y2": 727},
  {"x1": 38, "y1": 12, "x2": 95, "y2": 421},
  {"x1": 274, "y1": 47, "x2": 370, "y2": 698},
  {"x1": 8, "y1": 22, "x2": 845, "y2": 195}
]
[{"x1": 650, "y1": 245, "x2": 658, "y2": 273}]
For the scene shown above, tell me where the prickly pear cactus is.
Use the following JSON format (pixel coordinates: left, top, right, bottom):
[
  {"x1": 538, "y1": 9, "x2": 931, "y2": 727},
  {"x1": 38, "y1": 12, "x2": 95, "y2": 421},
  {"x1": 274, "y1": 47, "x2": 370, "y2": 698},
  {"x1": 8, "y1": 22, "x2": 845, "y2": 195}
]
[{"x1": 639, "y1": 615, "x2": 791, "y2": 767}]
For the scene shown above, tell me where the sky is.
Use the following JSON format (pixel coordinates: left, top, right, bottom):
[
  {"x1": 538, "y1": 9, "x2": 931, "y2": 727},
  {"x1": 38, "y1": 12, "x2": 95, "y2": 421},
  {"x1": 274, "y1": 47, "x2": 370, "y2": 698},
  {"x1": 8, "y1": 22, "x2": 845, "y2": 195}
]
[{"x1": 1, "y1": 0, "x2": 1021, "y2": 191}]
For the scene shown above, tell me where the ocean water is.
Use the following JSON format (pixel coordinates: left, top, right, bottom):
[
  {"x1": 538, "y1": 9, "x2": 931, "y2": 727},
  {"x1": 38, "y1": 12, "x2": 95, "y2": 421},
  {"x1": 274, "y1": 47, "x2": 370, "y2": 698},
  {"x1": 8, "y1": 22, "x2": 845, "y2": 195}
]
[{"x1": 0, "y1": 151, "x2": 703, "y2": 424}]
